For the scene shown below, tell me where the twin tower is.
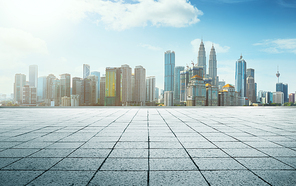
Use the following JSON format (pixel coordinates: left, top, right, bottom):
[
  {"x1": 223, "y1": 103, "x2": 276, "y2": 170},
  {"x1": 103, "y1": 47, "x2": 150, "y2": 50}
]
[{"x1": 197, "y1": 40, "x2": 218, "y2": 86}]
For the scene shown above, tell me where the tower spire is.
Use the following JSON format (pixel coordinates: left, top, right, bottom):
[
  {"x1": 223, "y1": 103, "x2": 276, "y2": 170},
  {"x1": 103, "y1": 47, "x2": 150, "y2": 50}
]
[{"x1": 276, "y1": 66, "x2": 280, "y2": 83}]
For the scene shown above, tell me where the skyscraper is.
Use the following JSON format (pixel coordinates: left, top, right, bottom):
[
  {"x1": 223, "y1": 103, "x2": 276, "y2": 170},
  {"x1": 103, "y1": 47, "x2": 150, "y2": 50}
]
[
  {"x1": 197, "y1": 40, "x2": 206, "y2": 77},
  {"x1": 14, "y1": 73, "x2": 26, "y2": 104},
  {"x1": 164, "y1": 50, "x2": 175, "y2": 91},
  {"x1": 235, "y1": 55, "x2": 247, "y2": 97},
  {"x1": 83, "y1": 64, "x2": 90, "y2": 79},
  {"x1": 276, "y1": 83, "x2": 288, "y2": 103},
  {"x1": 155, "y1": 87, "x2": 159, "y2": 102},
  {"x1": 134, "y1": 65, "x2": 146, "y2": 105},
  {"x1": 208, "y1": 45, "x2": 218, "y2": 86},
  {"x1": 146, "y1": 76, "x2": 155, "y2": 103},
  {"x1": 246, "y1": 68, "x2": 255, "y2": 79},
  {"x1": 45, "y1": 74, "x2": 56, "y2": 106},
  {"x1": 29, "y1": 65, "x2": 38, "y2": 87},
  {"x1": 60, "y1": 73, "x2": 71, "y2": 98},
  {"x1": 99, "y1": 76, "x2": 106, "y2": 105},
  {"x1": 91, "y1": 71, "x2": 100, "y2": 102},
  {"x1": 87, "y1": 75, "x2": 99, "y2": 105},
  {"x1": 174, "y1": 66, "x2": 184, "y2": 104},
  {"x1": 37, "y1": 76, "x2": 47, "y2": 102},
  {"x1": 105, "y1": 67, "x2": 122, "y2": 106},
  {"x1": 121, "y1": 64, "x2": 132, "y2": 105},
  {"x1": 246, "y1": 76, "x2": 256, "y2": 103}
]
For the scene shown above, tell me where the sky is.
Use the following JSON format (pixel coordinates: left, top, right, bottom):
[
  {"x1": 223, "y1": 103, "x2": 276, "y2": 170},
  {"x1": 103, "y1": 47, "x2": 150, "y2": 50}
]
[{"x1": 0, "y1": 0, "x2": 295, "y2": 96}]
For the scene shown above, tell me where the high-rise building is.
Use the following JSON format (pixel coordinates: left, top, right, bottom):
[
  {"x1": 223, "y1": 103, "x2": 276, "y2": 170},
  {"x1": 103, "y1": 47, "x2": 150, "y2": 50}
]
[
  {"x1": 273, "y1": 92, "x2": 284, "y2": 105},
  {"x1": 206, "y1": 83, "x2": 218, "y2": 106},
  {"x1": 265, "y1": 92, "x2": 273, "y2": 104},
  {"x1": 22, "y1": 85, "x2": 37, "y2": 106},
  {"x1": 164, "y1": 91, "x2": 173, "y2": 106},
  {"x1": 60, "y1": 73, "x2": 71, "y2": 98},
  {"x1": 71, "y1": 95, "x2": 79, "y2": 106},
  {"x1": 246, "y1": 76, "x2": 256, "y2": 103},
  {"x1": 208, "y1": 45, "x2": 218, "y2": 86},
  {"x1": 131, "y1": 74, "x2": 135, "y2": 102},
  {"x1": 37, "y1": 76, "x2": 47, "y2": 102},
  {"x1": 45, "y1": 74, "x2": 56, "y2": 105},
  {"x1": 105, "y1": 67, "x2": 122, "y2": 106},
  {"x1": 289, "y1": 93, "x2": 295, "y2": 103},
  {"x1": 276, "y1": 83, "x2": 288, "y2": 103},
  {"x1": 246, "y1": 68, "x2": 255, "y2": 79},
  {"x1": 72, "y1": 77, "x2": 81, "y2": 95},
  {"x1": 146, "y1": 76, "x2": 156, "y2": 103},
  {"x1": 91, "y1": 71, "x2": 100, "y2": 102},
  {"x1": 164, "y1": 50, "x2": 175, "y2": 91},
  {"x1": 174, "y1": 66, "x2": 185, "y2": 104},
  {"x1": 197, "y1": 40, "x2": 206, "y2": 77},
  {"x1": 52, "y1": 78, "x2": 61, "y2": 106},
  {"x1": 83, "y1": 64, "x2": 90, "y2": 79},
  {"x1": 29, "y1": 65, "x2": 38, "y2": 87},
  {"x1": 186, "y1": 74, "x2": 206, "y2": 106},
  {"x1": 134, "y1": 65, "x2": 146, "y2": 105},
  {"x1": 72, "y1": 77, "x2": 84, "y2": 105},
  {"x1": 14, "y1": 73, "x2": 26, "y2": 104},
  {"x1": 87, "y1": 75, "x2": 99, "y2": 105},
  {"x1": 121, "y1": 65, "x2": 132, "y2": 105},
  {"x1": 99, "y1": 76, "x2": 106, "y2": 105},
  {"x1": 235, "y1": 55, "x2": 247, "y2": 97},
  {"x1": 155, "y1": 87, "x2": 159, "y2": 102}
]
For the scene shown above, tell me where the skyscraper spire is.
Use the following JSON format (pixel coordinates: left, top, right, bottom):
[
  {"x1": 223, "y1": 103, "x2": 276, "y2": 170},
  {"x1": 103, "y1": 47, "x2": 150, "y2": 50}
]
[
  {"x1": 276, "y1": 66, "x2": 280, "y2": 83},
  {"x1": 197, "y1": 40, "x2": 206, "y2": 77},
  {"x1": 209, "y1": 44, "x2": 218, "y2": 86}
]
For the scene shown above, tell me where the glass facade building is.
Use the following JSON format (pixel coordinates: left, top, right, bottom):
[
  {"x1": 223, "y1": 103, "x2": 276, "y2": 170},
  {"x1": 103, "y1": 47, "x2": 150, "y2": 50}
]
[
  {"x1": 174, "y1": 66, "x2": 184, "y2": 104},
  {"x1": 37, "y1": 76, "x2": 47, "y2": 101},
  {"x1": 164, "y1": 51, "x2": 175, "y2": 91},
  {"x1": 276, "y1": 83, "x2": 288, "y2": 103},
  {"x1": 235, "y1": 55, "x2": 247, "y2": 97},
  {"x1": 91, "y1": 71, "x2": 100, "y2": 102},
  {"x1": 29, "y1": 65, "x2": 38, "y2": 87}
]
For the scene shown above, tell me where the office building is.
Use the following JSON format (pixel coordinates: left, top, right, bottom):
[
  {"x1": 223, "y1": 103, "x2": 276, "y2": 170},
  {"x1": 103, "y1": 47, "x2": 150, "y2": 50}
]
[
  {"x1": 186, "y1": 74, "x2": 206, "y2": 106},
  {"x1": 134, "y1": 65, "x2": 146, "y2": 105},
  {"x1": 164, "y1": 91, "x2": 173, "y2": 106},
  {"x1": 91, "y1": 71, "x2": 100, "y2": 102},
  {"x1": 155, "y1": 87, "x2": 159, "y2": 102},
  {"x1": 265, "y1": 92, "x2": 273, "y2": 104},
  {"x1": 37, "y1": 76, "x2": 47, "y2": 102},
  {"x1": 71, "y1": 95, "x2": 79, "y2": 106},
  {"x1": 246, "y1": 68, "x2": 255, "y2": 79},
  {"x1": 105, "y1": 67, "x2": 122, "y2": 106},
  {"x1": 22, "y1": 85, "x2": 37, "y2": 106},
  {"x1": 72, "y1": 77, "x2": 84, "y2": 105},
  {"x1": 208, "y1": 45, "x2": 218, "y2": 86},
  {"x1": 206, "y1": 84, "x2": 218, "y2": 106},
  {"x1": 218, "y1": 84, "x2": 239, "y2": 106},
  {"x1": 174, "y1": 66, "x2": 185, "y2": 104},
  {"x1": 88, "y1": 75, "x2": 99, "y2": 105},
  {"x1": 60, "y1": 73, "x2": 71, "y2": 98},
  {"x1": 29, "y1": 65, "x2": 38, "y2": 87},
  {"x1": 52, "y1": 78, "x2": 61, "y2": 106},
  {"x1": 289, "y1": 93, "x2": 295, "y2": 103},
  {"x1": 276, "y1": 83, "x2": 288, "y2": 103},
  {"x1": 61, "y1": 96, "x2": 71, "y2": 106},
  {"x1": 146, "y1": 76, "x2": 156, "y2": 103},
  {"x1": 235, "y1": 55, "x2": 247, "y2": 97},
  {"x1": 83, "y1": 64, "x2": 90, "y2": 79},
  {"x1": 197, "y1": 40, "x2": 206, "y2": 77},
  {"x1": 14, "y1": 73, "x2": 26, "y2": 104},
  {"x1": 246, "y1": 76, "x2": 256, "y2": 103},
  {"x1": 164, "y1": 50, "x2": 175, "y2": 91},
  {"x1": 273, "y1": 92, "x2": 284, "y2": 105},
  {"x1": 100, "y1": 76, "x2": 106, "y2": 105},
  {"x1": 45, "y1": 74, "x2": 56, "y2": 106},
  {"x1": 121, "y1": 65, "x2": 132, "y2": 105}
]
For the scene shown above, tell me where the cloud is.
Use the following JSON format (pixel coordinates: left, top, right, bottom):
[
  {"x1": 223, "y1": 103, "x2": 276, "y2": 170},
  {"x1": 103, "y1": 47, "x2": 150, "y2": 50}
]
[
  {"x1": 0, "y1": 0, "x2": 202, "y2": 31},
  {"x1": 201, "y1": 0, "x2": 254, "y2": 3},
  {"x1": 140, "y1": 44, "x2": 162, "y2": 51},
  {"x1": 254, "y1": 38, "x2": 296, "y2": 54},
  {"x1": 191, "y1": 39, "x2": 230, "y2": 54},
  {"x1": 0, "y1": 27, "x2": 48, "y2": 69}
]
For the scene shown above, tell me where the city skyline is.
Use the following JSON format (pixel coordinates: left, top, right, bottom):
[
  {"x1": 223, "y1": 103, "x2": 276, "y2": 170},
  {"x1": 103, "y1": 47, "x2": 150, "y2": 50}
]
[{"x1": 0, "y1": 0, "x2": 296, "y2": 95}]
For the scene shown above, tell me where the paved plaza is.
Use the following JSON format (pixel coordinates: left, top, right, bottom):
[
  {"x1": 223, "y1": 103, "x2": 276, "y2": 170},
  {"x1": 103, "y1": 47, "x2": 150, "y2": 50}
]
[{"x1": 0, "y1": 107, "x2": 296, "y2": 185}]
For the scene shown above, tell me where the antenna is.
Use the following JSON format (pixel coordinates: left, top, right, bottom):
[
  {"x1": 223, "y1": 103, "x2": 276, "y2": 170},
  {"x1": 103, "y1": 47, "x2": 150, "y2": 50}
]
[{"x1": 276, "y1": 65, "x2": 280, "y2": 83}]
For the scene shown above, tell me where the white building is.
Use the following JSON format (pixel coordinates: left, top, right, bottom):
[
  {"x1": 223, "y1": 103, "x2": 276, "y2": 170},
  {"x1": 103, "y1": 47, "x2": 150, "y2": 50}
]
[
  {"x1": 273, "y1": 92, "x2": 284, "y2": 105},
  {"x1": 71, "y1": 95, "x2": 79, "y2": 106},
  {"x1": 146, "y1": 76, "x2": 156, "y2": 103},
  {"x1": 61, "y1": 96, "x2": 71, "y2": 106},
  {"x1": 164, "y1": 91, "x2": 173, "y2": 106}
]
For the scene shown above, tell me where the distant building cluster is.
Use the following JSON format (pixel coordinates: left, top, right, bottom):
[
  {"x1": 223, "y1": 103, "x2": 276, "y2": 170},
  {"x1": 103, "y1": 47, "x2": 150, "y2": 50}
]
[
  {"x1": 6, "y1": 40, "x2": 295, "y2": 107},
  {"x1": 12, "y1": 64, "x2": 158, "y2": 106}
]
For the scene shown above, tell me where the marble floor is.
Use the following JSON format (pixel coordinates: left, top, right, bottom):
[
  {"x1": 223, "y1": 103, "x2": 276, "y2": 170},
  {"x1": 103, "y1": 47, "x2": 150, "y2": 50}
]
[{"x1": 0, "y1": 107, "x2": 295, "y2": 185}]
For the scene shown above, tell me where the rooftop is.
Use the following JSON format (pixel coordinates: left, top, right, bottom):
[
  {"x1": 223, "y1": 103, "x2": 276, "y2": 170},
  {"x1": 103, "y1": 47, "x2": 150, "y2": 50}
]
[{"x1": 0, "y1": 107, "x2": 295, "y2": 185}]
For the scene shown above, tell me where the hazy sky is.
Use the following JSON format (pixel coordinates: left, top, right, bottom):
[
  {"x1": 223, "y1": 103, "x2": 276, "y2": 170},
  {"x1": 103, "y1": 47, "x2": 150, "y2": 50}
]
[{"x1": 0, "y1": 0, "x2": 295, "y2": 95}]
